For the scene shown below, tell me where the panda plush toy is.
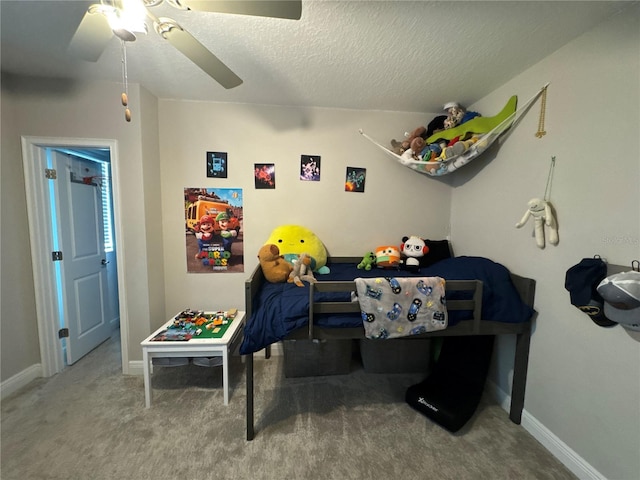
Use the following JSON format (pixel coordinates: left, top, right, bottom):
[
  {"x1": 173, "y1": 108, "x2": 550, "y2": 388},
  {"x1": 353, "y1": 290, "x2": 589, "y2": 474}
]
[{"x1": 400, "y1": 236, "x2": 429, "y2": 272}]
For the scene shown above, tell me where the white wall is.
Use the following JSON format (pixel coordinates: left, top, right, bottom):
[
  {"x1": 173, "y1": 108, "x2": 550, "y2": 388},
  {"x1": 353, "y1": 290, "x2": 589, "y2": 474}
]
[
  {"x1": 158, "y1": 102, "x2": 452, "y2": 318},
  {"x1": 450, "y1": 8, "x2": 640, "y2": 480}
]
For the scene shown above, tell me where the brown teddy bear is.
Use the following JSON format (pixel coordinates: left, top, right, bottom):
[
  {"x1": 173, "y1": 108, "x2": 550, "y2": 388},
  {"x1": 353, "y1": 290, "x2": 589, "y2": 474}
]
[
  {"x1": 390, "y1": 116, "x2": 447, "y2": 155},
  {"x1": 258, "y1": 244, "x2": 293, "y2": 283}
]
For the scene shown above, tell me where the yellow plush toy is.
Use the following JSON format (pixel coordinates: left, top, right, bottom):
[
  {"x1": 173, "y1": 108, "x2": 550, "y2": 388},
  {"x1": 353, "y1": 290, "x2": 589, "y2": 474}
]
[{"x1": 265, "y1": 224, "x2": 330, "y2": 274}]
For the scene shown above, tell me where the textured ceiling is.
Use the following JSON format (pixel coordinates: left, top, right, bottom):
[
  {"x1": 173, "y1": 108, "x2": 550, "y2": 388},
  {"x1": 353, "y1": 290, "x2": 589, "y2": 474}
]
[{"x1": 1, "y1": 0, "x2": 636, "y2": 113}]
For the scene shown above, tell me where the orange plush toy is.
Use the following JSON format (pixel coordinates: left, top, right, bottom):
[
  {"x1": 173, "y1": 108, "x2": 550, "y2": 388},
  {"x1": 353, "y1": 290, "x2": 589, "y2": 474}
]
[{"x1": 258, "y1": 244, "x2": 293, "y2": 283}]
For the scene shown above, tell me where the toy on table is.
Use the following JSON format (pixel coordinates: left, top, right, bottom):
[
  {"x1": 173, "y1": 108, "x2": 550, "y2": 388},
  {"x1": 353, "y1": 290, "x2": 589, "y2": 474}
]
[
  {"x1": 400, "y1": 235, "x2": 429, "y2": 272},
  {"x1": 170, "y1": 308, "x2": 235, "y2": 336},
  {"x1": 357, "y1": 252, "x2": 377, "y2": 270},
  {"x1": 258, "y1": 243, "x2": 293, "y2": 283},
  {"x1": 264, "y1": 224, "x2": 330, "y2": 274},
  {"x1": 515, "y1": 197, "x2": 559, "y2": 249},
  {"x1": 288, "y1": 252, "x2": 316, "y2": 287}
]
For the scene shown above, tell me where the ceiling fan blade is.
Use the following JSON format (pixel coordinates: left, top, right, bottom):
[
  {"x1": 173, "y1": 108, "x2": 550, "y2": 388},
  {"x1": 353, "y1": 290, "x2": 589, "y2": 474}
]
[
  {"x1": 155, "y1": 19, "x2": 243, "y2": 89},
  {"x1": 67, "y1": 5, "x2": 114, "y2": 62},
  {"x1": 179, "y1": 1, "x2": 302, "y2": 20}
]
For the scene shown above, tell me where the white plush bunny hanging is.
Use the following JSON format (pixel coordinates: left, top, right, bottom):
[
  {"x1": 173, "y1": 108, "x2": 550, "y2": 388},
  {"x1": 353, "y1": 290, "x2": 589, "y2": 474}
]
[
  {"x1": 515, "y1": 156, "x2": 559, "y2": 249},
  {"x1": 515, "y1": 198, "x2": 558, "y2": 248}
]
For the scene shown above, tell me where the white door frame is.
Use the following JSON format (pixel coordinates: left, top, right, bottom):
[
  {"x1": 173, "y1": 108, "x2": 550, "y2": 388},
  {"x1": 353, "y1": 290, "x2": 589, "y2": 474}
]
[{"x1": 21, "y1": 136, "x2": 130, "y2": 376}]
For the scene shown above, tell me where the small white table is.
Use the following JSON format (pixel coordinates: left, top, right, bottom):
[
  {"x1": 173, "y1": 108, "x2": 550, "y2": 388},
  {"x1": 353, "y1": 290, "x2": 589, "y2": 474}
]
[{"x1": 140, "y1": 311, "x2": 245, "y2": 407}]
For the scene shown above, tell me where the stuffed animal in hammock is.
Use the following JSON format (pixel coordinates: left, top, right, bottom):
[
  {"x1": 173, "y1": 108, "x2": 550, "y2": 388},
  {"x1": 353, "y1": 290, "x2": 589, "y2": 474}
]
[{"x1": 390, "y1": 116, "x2": 447, "y2": 155}]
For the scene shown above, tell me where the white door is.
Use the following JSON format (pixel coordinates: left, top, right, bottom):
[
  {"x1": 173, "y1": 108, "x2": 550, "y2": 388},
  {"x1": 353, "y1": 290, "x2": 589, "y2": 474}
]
[{"x1": 53, "y1": 151, "x2": 111, "y2": 364}]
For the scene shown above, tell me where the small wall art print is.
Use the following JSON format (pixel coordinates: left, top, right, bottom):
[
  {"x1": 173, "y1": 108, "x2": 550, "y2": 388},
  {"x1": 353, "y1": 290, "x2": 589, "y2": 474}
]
[
  {"x1": 206, "y1": 151, "x2": 228, "y2": 178},
  {"x1": 345, "y1": 167, "x2": 366, "y2": 192},
  {"x1": 300, "y1": 155, "x2": 321, "y2": 181},
  {"x1": 254, "y1": 163, "x2": 275, "y2": 189},
  {"x1": 184, "y1": 187, "x2": 244, "y2": 273}
]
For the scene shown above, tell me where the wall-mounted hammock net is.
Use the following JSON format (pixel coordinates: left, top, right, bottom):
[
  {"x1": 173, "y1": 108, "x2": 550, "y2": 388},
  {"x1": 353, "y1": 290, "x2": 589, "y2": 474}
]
[{"x1": 359, "y1": 84, "x2": 549, "y2": 177}]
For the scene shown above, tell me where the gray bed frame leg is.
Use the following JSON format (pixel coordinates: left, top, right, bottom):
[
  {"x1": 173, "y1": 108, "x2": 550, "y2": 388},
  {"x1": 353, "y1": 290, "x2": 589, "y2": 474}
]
[
  {"x1": 246, "y1": 352, "x2": 254, "y2": 440},
  {"x1": 510, "y1": 323, "x2": 532, "y2": 424}
]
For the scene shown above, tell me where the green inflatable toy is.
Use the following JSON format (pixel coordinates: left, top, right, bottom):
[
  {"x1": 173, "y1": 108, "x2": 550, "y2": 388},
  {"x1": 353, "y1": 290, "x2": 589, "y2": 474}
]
[{"x1": 425, "y1": 95, "x2": 518, "y2": 145}]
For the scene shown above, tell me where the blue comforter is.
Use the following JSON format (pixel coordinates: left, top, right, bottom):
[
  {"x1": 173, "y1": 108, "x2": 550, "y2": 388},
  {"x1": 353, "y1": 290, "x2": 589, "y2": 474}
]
[{"x1": 239, "y1": 256, "x2": 534, "y2": 354}]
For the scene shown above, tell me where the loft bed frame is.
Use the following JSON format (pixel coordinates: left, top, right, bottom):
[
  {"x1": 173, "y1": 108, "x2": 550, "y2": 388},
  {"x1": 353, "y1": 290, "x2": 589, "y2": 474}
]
[{"x1": 243, "y1": 256, "x2": 536, "y2": 440}]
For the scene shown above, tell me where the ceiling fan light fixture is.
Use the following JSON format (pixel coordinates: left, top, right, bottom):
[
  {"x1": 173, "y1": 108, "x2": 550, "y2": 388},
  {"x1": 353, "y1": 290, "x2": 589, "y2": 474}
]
[{"x1": 106, "y1": 0, "x2": 148, "y2": 40}]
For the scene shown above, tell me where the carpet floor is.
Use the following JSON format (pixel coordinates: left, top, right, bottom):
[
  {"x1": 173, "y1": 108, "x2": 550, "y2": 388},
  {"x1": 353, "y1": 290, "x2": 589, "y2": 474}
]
[{"x1": 1, "y1": 332, "x2": 576, "y2": 480}]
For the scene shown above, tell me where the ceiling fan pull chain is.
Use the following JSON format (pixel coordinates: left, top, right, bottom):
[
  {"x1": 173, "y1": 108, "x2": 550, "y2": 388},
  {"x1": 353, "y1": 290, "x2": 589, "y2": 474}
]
[{"x1": 120, "y1": 39, "x2": 132, "y2": 122}]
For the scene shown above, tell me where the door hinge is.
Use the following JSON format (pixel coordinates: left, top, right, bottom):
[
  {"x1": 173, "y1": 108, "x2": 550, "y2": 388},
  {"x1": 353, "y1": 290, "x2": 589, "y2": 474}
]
[
  {"x1": 45, "y1": 168, "x2": 57, "y2": 179},
  {"x1": 52, "y1": 251, "x2": 63, "y2": 261},
  {"x1": 58, "y1": 328, "x2": 69, "y2": 339}
]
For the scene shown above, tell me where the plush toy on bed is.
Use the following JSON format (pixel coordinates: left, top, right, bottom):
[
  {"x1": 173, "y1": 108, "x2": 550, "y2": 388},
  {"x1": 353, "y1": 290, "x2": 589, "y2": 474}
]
[
  {"x1": 288, "y1": 252, "x2": 316, "y2": 287},
  {"x1": 375, "y1": 245, "x2": 401, "y2": 269},
  {"x1": 257, "y1": 243, "x2": 293, "y2": 283},
  {"x1": 357, "y1": 252, "x2": 377, "y2": 270},
  {"x1": 400, "y1": 235, "x2": 429, "y2": 272},
  {"x1": 265, "y1": 224, "x2": 330, "y2": 274}
]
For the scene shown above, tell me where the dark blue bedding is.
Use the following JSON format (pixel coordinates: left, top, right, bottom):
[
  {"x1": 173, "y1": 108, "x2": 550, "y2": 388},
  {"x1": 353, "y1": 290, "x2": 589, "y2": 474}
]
[{"x1": 239, "y1": 256, "x2": 534, "y2": 355}]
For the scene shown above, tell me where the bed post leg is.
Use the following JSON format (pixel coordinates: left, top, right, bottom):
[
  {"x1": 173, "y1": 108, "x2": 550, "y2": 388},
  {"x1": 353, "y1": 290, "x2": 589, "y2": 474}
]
[
  {"x1": 510, "y1": 323, "x2": 531, "y2": 424},
  {"x1": 246, "y1": 352, "x2": 255, "y2": 440}
]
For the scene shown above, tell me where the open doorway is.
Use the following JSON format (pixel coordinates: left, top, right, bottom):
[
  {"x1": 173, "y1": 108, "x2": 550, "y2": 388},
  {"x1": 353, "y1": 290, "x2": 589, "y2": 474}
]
[
  {"x1": 21, "y1": 136, "x2": 128, "y2": 376},
  {"x1": 51, "y1": 147, "x2": 120, "y2": 363}
]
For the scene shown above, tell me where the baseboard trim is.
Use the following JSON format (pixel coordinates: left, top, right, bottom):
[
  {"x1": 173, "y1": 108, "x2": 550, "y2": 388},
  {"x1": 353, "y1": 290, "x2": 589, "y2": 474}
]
[
  {"x1": 521, "y1": 410, "x2": 606, "y2": 480},
  {"x1": 128, "y1": 360, "x2": 144, "y2": 376},
  {"x1": 1, "y1": 364, "x2": 42, "y2": 400},
  {"x1": 487, "y1": 380, "x2": 605, "y2": 480}
]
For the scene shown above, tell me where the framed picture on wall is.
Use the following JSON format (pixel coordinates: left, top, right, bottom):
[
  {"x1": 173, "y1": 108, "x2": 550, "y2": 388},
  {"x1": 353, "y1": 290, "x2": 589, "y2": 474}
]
[
  {"x1": 184, "y1": 187, "x2": 244, "y2": 273},
  {"x1": 300, "y1": 155, "x2": 321, "y2": 181},
  {"x1": 206, "y1": 152, "x2": 228, "y2": 178},
  {"x1": 345, "y1": 167, "x2": 366, "y2": 192},
  {"x1": 254, "y1": 163, "x2": 275, "y2": 189}
]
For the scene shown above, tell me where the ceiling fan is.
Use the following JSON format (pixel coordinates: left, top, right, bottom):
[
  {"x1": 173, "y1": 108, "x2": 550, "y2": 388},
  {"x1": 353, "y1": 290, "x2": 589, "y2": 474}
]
[{"x1": 68, "y1": 0, "x2": 303, "y2": 91}]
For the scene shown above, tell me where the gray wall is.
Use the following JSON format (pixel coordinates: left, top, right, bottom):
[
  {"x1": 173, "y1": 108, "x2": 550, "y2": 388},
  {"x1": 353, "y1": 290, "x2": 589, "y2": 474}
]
[{"x1": 450, "y1": 9, "x2": 640, "y2": 480}]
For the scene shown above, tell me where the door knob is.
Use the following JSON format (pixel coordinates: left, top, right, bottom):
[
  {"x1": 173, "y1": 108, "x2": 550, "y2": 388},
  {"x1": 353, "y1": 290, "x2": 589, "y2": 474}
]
[{"x1": 101, "y1": 259, "x2": 109, "y2": 265}]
